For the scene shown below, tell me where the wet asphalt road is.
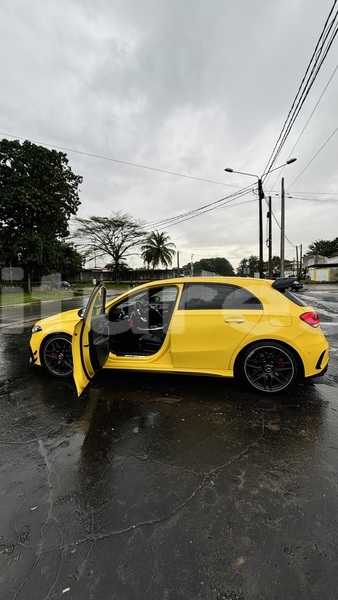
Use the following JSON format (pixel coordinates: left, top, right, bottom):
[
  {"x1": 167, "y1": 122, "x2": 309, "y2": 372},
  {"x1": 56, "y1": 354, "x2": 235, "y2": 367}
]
[{"x1": 1, "y1": 288, "x2": 338, "y2": 600}]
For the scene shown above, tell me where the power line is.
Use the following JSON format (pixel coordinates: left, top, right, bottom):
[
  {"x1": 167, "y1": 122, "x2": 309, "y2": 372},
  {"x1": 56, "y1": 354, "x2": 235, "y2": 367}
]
[
  {"x1": 287, "y1": 125, "x2": 338, "y2": 187},
  {"x1": 267, "y1": 65, "x2": 338, "y2": 251},
  {"x1": 286, "y1": 64, "x2": 337, "y2": 159},
  {"x1": 163, "y1": 191, "x2": 256, "y2": 229},
  {"x1": 264, "y1": 3, "x2": 338, "y2": 175},
  {"x1": 145, "y1": 184, "x2": 255, "y2": 229},
  {"x1": 264, "y1": 189, "x2": 338, "y2": 195},
  {"x1": 286, "y1": 189, "x2": 338, "y2": 194},
  {"x1": 266, "y1": 63, "x2": 337, "y2": 190},
  {"x1": 263, "y1": 0, "x2": 338, "y2": 177},
  {"x1": 0, "y1": 131, "x2": 240, "y2": 189},
  {"x1": 211, "y1": 198, "x2": 257, "y2": 213},
  {"x1": 260, "y1": 5, "x2": 338, "y2": 252},
  {"x1": 281, "y1": 194, "x2": 338, "y2": 204}
]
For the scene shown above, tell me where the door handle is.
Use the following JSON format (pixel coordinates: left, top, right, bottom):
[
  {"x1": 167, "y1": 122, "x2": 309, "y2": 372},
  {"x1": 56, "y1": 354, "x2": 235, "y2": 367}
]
[{"x1": 224, "y1": 317, "x2": 245, "y2": 323}]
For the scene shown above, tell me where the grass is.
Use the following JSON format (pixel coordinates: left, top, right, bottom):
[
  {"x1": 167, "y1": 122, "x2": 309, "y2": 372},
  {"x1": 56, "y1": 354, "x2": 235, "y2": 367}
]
[
  {"x1": 0, "y1": 289, "x2": 80, "y2": 306},
  {"x1": 0, "y1": 282, "x2": 129, "y2": 306}
]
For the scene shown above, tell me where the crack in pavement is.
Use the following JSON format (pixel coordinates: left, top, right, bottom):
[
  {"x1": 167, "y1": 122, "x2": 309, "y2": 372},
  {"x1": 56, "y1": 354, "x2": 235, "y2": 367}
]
[
  {"x1": 10, "y1": 434, "x2": 263, "y2": 598},
  {"x1": 12, "y1": 439, "x2": 64, "y2": 600},
  {"x1": 59, "y1": 434, "x2": 263, "y2": 549}
]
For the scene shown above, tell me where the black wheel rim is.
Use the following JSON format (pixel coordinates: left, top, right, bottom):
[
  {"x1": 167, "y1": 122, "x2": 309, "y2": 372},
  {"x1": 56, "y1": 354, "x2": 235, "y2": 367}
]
[
  {"x1": 43, "y1": 337, "x2": 73, "y2": 376},
  {"x1": 244, "y1": 345, "x2": 295, "y2": 392}
]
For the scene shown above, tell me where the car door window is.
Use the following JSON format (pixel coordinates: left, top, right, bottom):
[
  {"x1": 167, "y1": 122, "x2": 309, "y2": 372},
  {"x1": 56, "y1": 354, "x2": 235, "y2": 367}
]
[
  {"x1": 84, "y1": 285, "x2": 106, "y2": 321},
  {"x1": 178, "y1": 283, "x2": 232, "y2": 309},
  {"x1": 178, "y1": 283, "x2": 262, "y2": 310},
  {"x1": 107, "y1": 285, "x2": 178, "y2": 356},
  {"x1": 109, "y1": 285, "x2": 178, "y2": 326}
]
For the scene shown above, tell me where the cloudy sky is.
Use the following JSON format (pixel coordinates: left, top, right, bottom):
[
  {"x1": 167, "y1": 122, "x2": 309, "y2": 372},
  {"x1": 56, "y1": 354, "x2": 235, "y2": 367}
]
[{"x1": 1, "y1": 0, "x2": 337, "y2": 271}]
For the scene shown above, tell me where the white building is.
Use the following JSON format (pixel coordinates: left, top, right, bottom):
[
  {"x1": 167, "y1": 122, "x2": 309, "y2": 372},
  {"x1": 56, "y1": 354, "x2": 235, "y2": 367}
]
[{"x1": 302, "y1": 253, "x2": 338, "y2": 282}]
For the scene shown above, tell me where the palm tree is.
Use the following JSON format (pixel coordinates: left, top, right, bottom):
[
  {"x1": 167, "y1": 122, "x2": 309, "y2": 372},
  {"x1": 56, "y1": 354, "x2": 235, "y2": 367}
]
[{"x1": 141, "y1": 230, "x2": 176, "y2": 271}]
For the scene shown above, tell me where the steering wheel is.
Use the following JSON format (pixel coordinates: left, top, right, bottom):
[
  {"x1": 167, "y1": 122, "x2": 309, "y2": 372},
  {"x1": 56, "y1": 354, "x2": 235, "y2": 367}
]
[{"x1": 130, "y1": 300, "x2": 148, "y2": 329}]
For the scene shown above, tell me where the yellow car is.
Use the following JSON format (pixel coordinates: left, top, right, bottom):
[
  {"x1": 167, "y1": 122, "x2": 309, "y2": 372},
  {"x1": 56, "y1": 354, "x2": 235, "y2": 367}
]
[{"x1": 29, "y1": 276, "x2": 329, "y2": 396}]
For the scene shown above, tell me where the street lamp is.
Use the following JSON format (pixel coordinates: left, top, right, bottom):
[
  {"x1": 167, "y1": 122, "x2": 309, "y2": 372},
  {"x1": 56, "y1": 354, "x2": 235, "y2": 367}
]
[{"x1": 224, "y1": 158, "x2": 297, "y2": 278}]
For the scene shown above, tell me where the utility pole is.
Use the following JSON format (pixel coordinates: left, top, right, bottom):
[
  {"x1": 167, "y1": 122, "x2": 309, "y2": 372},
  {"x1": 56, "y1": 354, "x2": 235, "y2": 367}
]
[
  {"x1": 299, "y1": 244, "x2": 303, "y2": 279},
  {"x1": 267, "y1": 196, "x2": 272, "y2": 278},
  {"x1": 258, "y1": 178, "x2": 264, "y2": 278},
  {"x1": 190, "y1": 254, "x2": 194, "y2": 277},
  {"x1": 224, "y1": 159, "x2": 296, "y2": 280},
  {"x1": 280, "y1": 177, "x2": 285, "y2": 277},
  {"x1": 177, "y1": 250, "x2": 180, "y2": 276}
]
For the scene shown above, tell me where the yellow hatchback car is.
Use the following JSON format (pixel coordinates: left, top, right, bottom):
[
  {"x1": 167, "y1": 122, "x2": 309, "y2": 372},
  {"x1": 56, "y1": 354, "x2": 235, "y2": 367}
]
[{"x1": 29, "y1": 276, "x2": 329, "y2": 396}]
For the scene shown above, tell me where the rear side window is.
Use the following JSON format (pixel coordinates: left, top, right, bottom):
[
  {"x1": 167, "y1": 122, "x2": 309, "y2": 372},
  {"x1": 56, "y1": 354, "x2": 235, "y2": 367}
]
[
  {"x1": 231, "y1": 286, "x2": 262, "y2": 309},
  {"x1": 283, "y1": 289, "x2": 308, "y2": 307},
  {"x1": 178, "y1": 283, "x2": 262, "y2": 310}
]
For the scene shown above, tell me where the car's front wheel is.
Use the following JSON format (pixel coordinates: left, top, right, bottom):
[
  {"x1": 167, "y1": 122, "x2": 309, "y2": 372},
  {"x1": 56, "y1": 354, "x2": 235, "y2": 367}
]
[
  {"x1": 239, "y1": 342, "x2": 298, "y2": 393},
  {"x1": 41, "y1": 334, "x2": 73, "y2": 377}
]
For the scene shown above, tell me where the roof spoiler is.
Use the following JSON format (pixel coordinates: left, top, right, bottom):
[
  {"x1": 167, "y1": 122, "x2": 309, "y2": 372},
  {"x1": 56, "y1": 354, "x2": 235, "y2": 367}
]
[{"x1": 272, "y1": 277, "x2": 296, "y2": 291}]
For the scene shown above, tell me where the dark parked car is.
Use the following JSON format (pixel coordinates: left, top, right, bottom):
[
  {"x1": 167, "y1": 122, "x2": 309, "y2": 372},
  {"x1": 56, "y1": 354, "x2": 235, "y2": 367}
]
[
  {"x1": 59, "y1": 281, "x2": 74, "y2": 290},
  {"x1": 289, "y1": 280, "x2": 303, "y2": 292}
]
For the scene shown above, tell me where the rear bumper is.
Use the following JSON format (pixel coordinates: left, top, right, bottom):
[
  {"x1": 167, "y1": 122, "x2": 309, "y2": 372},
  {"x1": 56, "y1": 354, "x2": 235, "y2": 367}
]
[
  {"x1": 307, "y1": 363, "x2": 328, "y2": 380},
  {"x1": 293, "y1": 332, "x2": 329, "y2": 378},
  {"x1": 303, "y1": 344, "x2": 329, "y2": 380}
]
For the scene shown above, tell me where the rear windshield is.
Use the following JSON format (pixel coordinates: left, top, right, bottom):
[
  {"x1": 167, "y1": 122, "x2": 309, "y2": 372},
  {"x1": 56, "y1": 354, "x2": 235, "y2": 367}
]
[{"x1": 280, "y1": 288, "x2": 308, "y2": 307}]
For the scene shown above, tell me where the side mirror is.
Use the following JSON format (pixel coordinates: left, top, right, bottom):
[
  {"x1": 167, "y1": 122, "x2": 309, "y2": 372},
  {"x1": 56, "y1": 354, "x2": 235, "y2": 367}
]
[{"x1": 78, "y1": 308, "x2": 85, "y2": 318}]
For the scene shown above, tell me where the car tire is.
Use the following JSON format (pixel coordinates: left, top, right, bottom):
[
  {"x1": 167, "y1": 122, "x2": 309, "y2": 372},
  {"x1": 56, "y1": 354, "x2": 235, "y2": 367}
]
[
  {"x1": 41, "y1": 334, "x2": 73, "y2": 377},
  {"x1": 239, "y1": 341, "x2": 298, "y2": 393}
]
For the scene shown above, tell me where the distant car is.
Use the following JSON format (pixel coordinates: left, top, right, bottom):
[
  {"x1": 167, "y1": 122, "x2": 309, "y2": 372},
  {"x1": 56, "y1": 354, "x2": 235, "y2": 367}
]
[
  {"x1": 59, "y1": 281, "x2": 74, "y2": 290},
  {"x1": 30, "y1": 276, "x2": 329, "y2": 396},
  {"x1": 289, "y1": 280, "x2": 303, "y2": 292}
]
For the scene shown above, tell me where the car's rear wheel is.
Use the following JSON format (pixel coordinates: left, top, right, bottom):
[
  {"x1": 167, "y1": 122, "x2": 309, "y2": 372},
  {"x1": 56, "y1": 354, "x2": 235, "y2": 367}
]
[
  {"x1": 41, "y1": 334, "x2": 73, "y2": 377},
  {"x1": 240, "y1": 342, "x2": 298, "y2": 393}
]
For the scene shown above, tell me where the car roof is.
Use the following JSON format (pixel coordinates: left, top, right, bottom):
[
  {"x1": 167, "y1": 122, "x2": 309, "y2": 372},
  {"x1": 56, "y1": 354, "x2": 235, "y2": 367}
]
[
  {"x1": 106, "y1": 276, "x2": 307, "y2": 310},
  {"x1": 125, "y1": 276, "x2": 303, "y2": 297},
  {"x1": 129, "y1": 276, "x2": 274, "y2": 289}
]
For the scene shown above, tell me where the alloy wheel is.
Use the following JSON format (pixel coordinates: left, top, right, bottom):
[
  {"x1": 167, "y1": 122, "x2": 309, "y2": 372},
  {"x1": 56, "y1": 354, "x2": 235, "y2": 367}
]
[{"x1": 42, "y1": 335, "x2": 73, "y2": 377}]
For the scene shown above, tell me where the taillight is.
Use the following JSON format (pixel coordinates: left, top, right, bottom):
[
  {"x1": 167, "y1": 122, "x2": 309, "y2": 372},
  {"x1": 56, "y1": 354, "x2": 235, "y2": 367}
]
[{"x1": 300, "y1": 312, "x2": 320, "y2": 328}]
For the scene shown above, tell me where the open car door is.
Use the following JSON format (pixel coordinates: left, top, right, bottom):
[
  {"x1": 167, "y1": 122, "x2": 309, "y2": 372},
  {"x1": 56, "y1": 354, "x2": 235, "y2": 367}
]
[{"x1": 72, "y1": 282, "x2": 110, "y2": 396}]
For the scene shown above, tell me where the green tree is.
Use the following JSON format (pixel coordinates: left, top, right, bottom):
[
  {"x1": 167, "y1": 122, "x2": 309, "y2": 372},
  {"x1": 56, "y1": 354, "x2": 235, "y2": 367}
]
[
  {"x1": 74, "y1": 212, "x2": 145, "y2": 281},
  {"x1": 247, "y1": 255, "x2": 259, "y2": 276},
  {"x1": 262, "y1": 256, "x2": 295, "y2": 277},
  {"x1": 308, "y1": 238, "x2": 338, "y2": 257},
  {"x1": 141, "y1": 230, "x2": 176, "y2": 270},
  {"x1": 104, "y1": 260, "x2": 131, "y2": 276},
  {"x1": 237, "y1": 258, "x2": 249, "y2": 276},
  {"x1": 188, "y1": 257, "x2": 235, "y2": 276},
  {"x1": 56, "y1": 242, "x2": 84, "y2": 279},
  {"x1": 236, "y1": 256, "x2": 260, "y2": 277},
  {"x1": 271, "y1": 255, "x2": 281, "y2": 275},
  {"x1": 0, "y1": 138, "x2": 82, "y2": 289}
]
